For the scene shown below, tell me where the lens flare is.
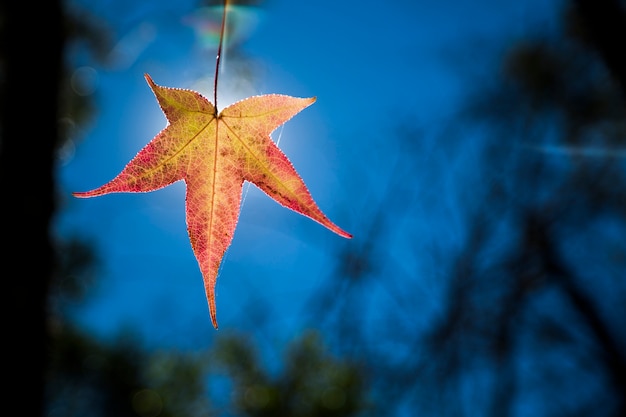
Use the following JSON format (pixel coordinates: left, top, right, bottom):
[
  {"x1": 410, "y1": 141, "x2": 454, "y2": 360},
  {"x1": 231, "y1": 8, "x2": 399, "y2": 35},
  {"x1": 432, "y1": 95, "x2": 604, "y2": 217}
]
[{"x1": 183, "y1": 5, "x2": 262, "y2": 50}]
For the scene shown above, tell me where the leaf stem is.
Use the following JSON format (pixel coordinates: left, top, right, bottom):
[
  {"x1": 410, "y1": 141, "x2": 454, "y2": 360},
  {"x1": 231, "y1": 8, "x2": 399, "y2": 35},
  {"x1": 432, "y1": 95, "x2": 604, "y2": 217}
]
[{"x1": 213, "y1": 0, "x2": 228, "y2": 114}]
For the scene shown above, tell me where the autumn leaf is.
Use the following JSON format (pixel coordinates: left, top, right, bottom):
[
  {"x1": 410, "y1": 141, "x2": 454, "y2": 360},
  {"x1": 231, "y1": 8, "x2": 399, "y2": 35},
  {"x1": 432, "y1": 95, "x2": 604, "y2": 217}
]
[{"x1": 74, "y1": 74, "x2": 351, "y2": 328}]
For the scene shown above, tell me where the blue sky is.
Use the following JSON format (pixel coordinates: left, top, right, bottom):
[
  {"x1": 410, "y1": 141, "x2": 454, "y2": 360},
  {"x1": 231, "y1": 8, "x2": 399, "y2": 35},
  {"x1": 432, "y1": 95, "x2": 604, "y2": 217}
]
[{"x1": 57, "y1": 0, "x2": 560, "y2": 348}]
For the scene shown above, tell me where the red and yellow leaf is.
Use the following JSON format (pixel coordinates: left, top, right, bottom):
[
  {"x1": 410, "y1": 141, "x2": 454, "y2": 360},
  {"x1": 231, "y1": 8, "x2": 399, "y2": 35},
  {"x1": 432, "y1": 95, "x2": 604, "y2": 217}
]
[{"x1": 74, "y1": 74, "x2": 351, "y2": 328}]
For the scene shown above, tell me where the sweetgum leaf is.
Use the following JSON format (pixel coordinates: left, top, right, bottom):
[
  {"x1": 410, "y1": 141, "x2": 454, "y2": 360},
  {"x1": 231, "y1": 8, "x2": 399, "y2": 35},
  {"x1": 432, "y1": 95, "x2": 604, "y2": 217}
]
[{"x1": 74, "y1": 74, "x2": 351, "y2": 328}]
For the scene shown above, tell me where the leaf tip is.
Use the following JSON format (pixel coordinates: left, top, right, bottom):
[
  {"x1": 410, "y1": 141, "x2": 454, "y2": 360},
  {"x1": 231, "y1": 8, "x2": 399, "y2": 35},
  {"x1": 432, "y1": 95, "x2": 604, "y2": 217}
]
[
  {"x1": 208, "y1": 293, "x2": 219, "y2": 329},
  {"x1": 144, "y1": 73, "x2": 157, "y2": 89},
  {"x1": 321, "y1": 218, "x2": 352, "y2": 239},
  {"x1": 334, "y1": 227, "x2": 352, "y2": 239},
  {"x1": 72, "y1": 186, "x2": 110, "y2": 198},
  {"x1": 72, "y1": 191, "x2": 91, "y2": 198}
]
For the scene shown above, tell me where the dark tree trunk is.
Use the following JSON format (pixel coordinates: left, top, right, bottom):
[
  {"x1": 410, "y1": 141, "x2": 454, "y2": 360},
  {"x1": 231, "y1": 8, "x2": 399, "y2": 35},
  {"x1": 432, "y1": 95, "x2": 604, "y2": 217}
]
[
  {"x1": 0, "y1": 0, "x2": 63, "y2": 415},
  {"x1": 573, "y1": 0, "x2": 626, "y2": 99}
]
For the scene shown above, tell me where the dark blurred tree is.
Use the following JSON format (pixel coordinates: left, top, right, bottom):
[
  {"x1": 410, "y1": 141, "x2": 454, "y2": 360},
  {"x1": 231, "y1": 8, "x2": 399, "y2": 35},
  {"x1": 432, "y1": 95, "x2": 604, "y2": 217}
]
[
  {"x1": 0, "y1": 0, "x2": 108, "y2": 414},
  {"x1": 452, "y1": 0, "x2": 626, "y2": 413},
  {"x1": 304, "y1": 1, "x2": 626, "y2": 417},
  {"x1": 0, "y1": 1, "x2": 63, "y2": 415},
  {"x1": 571, "y1": 0, "x2": 626, "y2": 98}
]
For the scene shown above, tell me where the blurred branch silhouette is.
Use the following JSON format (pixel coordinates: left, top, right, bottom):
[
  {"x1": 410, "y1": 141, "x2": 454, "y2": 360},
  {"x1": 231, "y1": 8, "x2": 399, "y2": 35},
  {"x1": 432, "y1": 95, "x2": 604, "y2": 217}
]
[
  {"x1": 571, "y1": 0, "x2": 626, "y2": 98},
  {"x1": 302, "y1": 1, "x2": 626, "y2": 416}
]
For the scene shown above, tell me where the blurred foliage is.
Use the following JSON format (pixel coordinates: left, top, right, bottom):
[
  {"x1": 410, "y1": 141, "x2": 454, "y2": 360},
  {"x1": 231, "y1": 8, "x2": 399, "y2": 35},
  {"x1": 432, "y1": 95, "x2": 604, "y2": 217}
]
[
  {"x1": 48, "y1": 320, "x2": 369, "y2": 417},
  {"x1": 212, "y1": 331, "x2": 369, "y2": 416},
  {"x1": 310, "y1": 2, "x2": 626, "y2": 417},
  {"x1": 47, "y1": 324, "x2": 213, "y2": 417}
]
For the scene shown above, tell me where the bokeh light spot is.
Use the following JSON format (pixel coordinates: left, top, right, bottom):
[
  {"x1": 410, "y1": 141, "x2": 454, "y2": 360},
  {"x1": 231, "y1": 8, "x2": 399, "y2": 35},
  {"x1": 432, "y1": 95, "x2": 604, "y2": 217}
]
[
  {"x1": 132, "y1": 388, "x2": 163, "y2": 417},
  {"x1": 70, "y1": 66, "x2": 99, "y2": 96}
]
